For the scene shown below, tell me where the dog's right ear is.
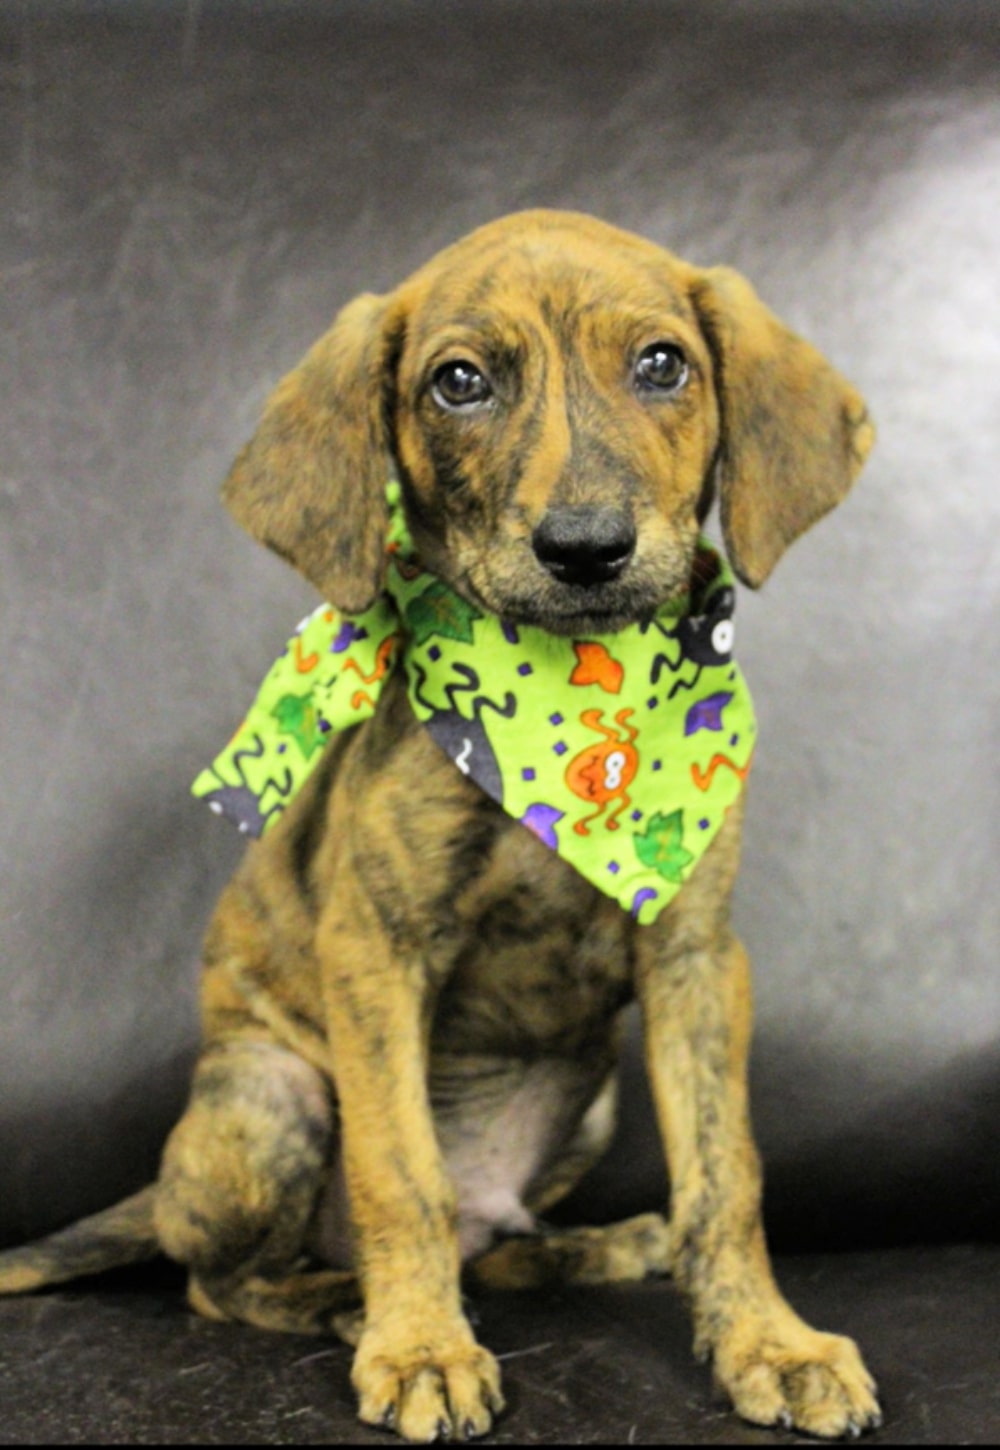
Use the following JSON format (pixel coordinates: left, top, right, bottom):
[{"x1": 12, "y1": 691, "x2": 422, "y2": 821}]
[{"x1": 222, "y1": 292, "x2": 396, "y2": 612}]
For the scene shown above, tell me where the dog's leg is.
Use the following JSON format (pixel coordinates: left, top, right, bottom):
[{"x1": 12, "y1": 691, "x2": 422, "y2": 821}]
[
  {"x1": 468, "y1": 1212, "x2": 671, "y2": 1291},
  {"x1": 633, "y1": 816, "x2": 881, "y2": 1438},
  {"x1": 154, "y1": 1039, "x2": 347, "y2": 1332},
  {"x1": 319, "y1": 882, "x2": 504, "y2": 1443},
  {"x1": 188, "y1": 1266, "x2": 360, "y2": 1333}
]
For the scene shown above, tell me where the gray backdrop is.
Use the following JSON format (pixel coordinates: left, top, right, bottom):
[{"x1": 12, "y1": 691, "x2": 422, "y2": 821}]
[{"x1": 1, "y1": 0, "x2": 998, "y2": 1250}]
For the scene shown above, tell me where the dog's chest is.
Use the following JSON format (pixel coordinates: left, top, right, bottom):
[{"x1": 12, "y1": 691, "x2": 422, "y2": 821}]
[
  {"x1": 333, "y1": 695, "x2": 639, "y2": 1053},
  {"x1": 432, "y1": 818, "x2": 635, "y2": 1057}
]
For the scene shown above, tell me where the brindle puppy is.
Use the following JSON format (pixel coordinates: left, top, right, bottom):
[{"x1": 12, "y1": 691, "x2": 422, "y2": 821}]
[{"x1": 0, "y1": 211, "x2": 880, "y2": 1442}]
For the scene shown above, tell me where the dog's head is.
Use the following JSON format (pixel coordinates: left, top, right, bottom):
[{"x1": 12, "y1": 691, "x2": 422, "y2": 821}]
[{"x1": 223, "y1": 210, "x2": 873, "y2": 631}]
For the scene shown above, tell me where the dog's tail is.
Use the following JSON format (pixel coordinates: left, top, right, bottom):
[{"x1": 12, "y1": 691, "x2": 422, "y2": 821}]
[{"x1": 0, "y1": 1186, "x2": 160, "y2": 1294}]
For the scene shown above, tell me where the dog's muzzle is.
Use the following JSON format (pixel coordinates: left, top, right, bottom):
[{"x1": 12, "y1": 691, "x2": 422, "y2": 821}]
[{"x1": 531, "y1": 506, "x2": 637, "y2": 588}]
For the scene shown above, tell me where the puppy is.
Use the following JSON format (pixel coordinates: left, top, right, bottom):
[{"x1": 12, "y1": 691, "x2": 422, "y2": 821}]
[{"x1": 0, "y1": 210, "x2": 880, "y2": 1442}]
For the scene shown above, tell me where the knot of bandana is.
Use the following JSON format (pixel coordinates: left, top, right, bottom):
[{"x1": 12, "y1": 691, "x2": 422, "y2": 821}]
[{"x1": 193, "y1": 481, "x2": 756, "y2": 924}]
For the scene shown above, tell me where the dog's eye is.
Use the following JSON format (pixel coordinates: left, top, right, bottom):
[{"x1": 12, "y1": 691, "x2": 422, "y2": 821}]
[
  {"x1": 634, "y1": 342, "x2": 688, "y2": 394},
  {"x1": 431, "y1": 360, "x2": 492, "y2": 411}
]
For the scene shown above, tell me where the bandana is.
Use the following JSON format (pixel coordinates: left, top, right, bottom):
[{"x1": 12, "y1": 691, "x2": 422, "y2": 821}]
[{"x1": 193, "y1": 482, "x2": 755, "y2": 925}]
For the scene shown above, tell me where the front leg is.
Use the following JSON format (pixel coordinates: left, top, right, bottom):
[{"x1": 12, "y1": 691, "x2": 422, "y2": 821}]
[
  {"x1": 634, "y1": 811, "x2": 881, "y2": 1439},
  {"x1": 319, "y1": 865, "x2": 503, "y2": 1443}
]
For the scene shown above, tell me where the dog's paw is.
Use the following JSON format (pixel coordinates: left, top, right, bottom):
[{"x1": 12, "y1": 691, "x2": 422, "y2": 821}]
[
  {"x1": 712, "y1": 1318, "x2": 881, "y2": 1439},
  {"x1": 352, "y1": 1317, "x2": 504, "y2": 1442}
]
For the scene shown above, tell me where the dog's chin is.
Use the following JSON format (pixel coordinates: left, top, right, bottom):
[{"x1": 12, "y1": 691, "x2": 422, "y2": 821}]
[
  {"x1": 479, "y1": 580, "x2": 674, "y2": 637},
  {"x1": 517, "y1": 602, "x2": 642, "y2": 637}
]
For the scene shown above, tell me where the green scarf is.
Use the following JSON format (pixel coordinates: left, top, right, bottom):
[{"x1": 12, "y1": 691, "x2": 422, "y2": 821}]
[{"x1": 193, "y1": 482, "x2": 755, "y2": 925}]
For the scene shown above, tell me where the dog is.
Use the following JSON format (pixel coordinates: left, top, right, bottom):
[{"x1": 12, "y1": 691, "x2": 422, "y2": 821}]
[{"x1": 0, "y1": 210, "x2": 880, "y2": 1442}]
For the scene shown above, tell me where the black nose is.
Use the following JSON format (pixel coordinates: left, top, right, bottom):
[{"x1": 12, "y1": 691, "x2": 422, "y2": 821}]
[{"x1": 532, "y1": 507, "x2": 637, "y2": 587}]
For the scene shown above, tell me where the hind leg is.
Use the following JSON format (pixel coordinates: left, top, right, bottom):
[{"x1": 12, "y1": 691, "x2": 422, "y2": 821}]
[
  {"x1": 188, "y1": 1266, "x2": 361, "y2": 1335},
  {"x1": 469, "y1": 1212, "x2": 671, "y2": 1291},
  {"x1": 154, "y1": 1038, "x2": 357, "y2": 1333}
]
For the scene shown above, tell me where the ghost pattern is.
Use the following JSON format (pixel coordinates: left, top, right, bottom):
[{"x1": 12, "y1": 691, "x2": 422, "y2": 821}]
[{"x1": 564, "y1": 708, "x2": 640, "y2": 835}]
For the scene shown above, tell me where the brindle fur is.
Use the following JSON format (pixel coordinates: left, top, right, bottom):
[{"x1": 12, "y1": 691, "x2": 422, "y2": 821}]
[{"x1": 0, "y1": 211, "x2": 879, "y2": 1441}]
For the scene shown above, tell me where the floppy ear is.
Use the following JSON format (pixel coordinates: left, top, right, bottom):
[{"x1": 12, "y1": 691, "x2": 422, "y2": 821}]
[
  {"x1": 222, "y1": 291, "x2": 395, "y2": 612},
  {"x1": 689, "y1": 266, "x2": 874, "y2": 587}
]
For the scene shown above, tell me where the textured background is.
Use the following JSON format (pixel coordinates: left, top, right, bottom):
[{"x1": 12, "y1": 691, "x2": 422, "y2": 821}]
[{"x1": 1, "y1": 0, "x2": 997, "y2": 1252}]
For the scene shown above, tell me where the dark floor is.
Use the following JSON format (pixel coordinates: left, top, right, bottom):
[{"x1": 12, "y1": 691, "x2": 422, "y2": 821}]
[{"x1": 1, "y1": 1246, "x2": 997, "y2": 1445}]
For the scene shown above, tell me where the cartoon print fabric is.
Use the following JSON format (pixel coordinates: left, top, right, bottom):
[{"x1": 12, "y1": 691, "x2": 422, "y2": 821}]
[{"x1": 193, "y1": 482, "x2": 756, "y2": 925}]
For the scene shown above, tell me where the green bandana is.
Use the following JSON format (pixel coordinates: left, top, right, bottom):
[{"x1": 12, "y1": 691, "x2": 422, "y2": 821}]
[{"x1": 193, "y1": 482, "x2": 756, "y2": 925}]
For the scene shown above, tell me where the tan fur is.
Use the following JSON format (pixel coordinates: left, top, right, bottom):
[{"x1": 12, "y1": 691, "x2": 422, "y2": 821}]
[{"x1": 0, "y1": 211, "x2": 879, "y2": 1442}]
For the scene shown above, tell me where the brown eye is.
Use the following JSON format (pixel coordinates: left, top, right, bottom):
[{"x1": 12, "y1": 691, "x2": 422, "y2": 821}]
[
  {"x1": 431, "y1": 360, "x2": 492, "y2": 411},
  {"x1": 634, "y1": 342, "x2": 688, "y2": 394}
]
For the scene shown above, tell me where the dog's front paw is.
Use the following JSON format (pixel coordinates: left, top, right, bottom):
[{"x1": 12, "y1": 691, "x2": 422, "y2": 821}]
[
  {"x1": 712, "y1": 1316, "x2": 881, "y2": 1439},
  {"x1": 352, "y1": 1315, "x2": 504, "y2": 1442}
]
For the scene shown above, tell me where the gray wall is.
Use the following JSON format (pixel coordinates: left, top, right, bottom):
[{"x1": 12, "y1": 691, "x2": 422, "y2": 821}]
[{"x1": 1, "y1": 0, "x2": 998, "y2": 1248}]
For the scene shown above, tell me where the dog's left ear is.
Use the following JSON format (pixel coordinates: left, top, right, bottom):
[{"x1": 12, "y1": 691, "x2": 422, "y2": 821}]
[
  {"x1": 689, "y1": 266, "x2": 875, "y2": 587},
  {"x1": 222, "y1": 292, "x2": 396, "y2": 612}
]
